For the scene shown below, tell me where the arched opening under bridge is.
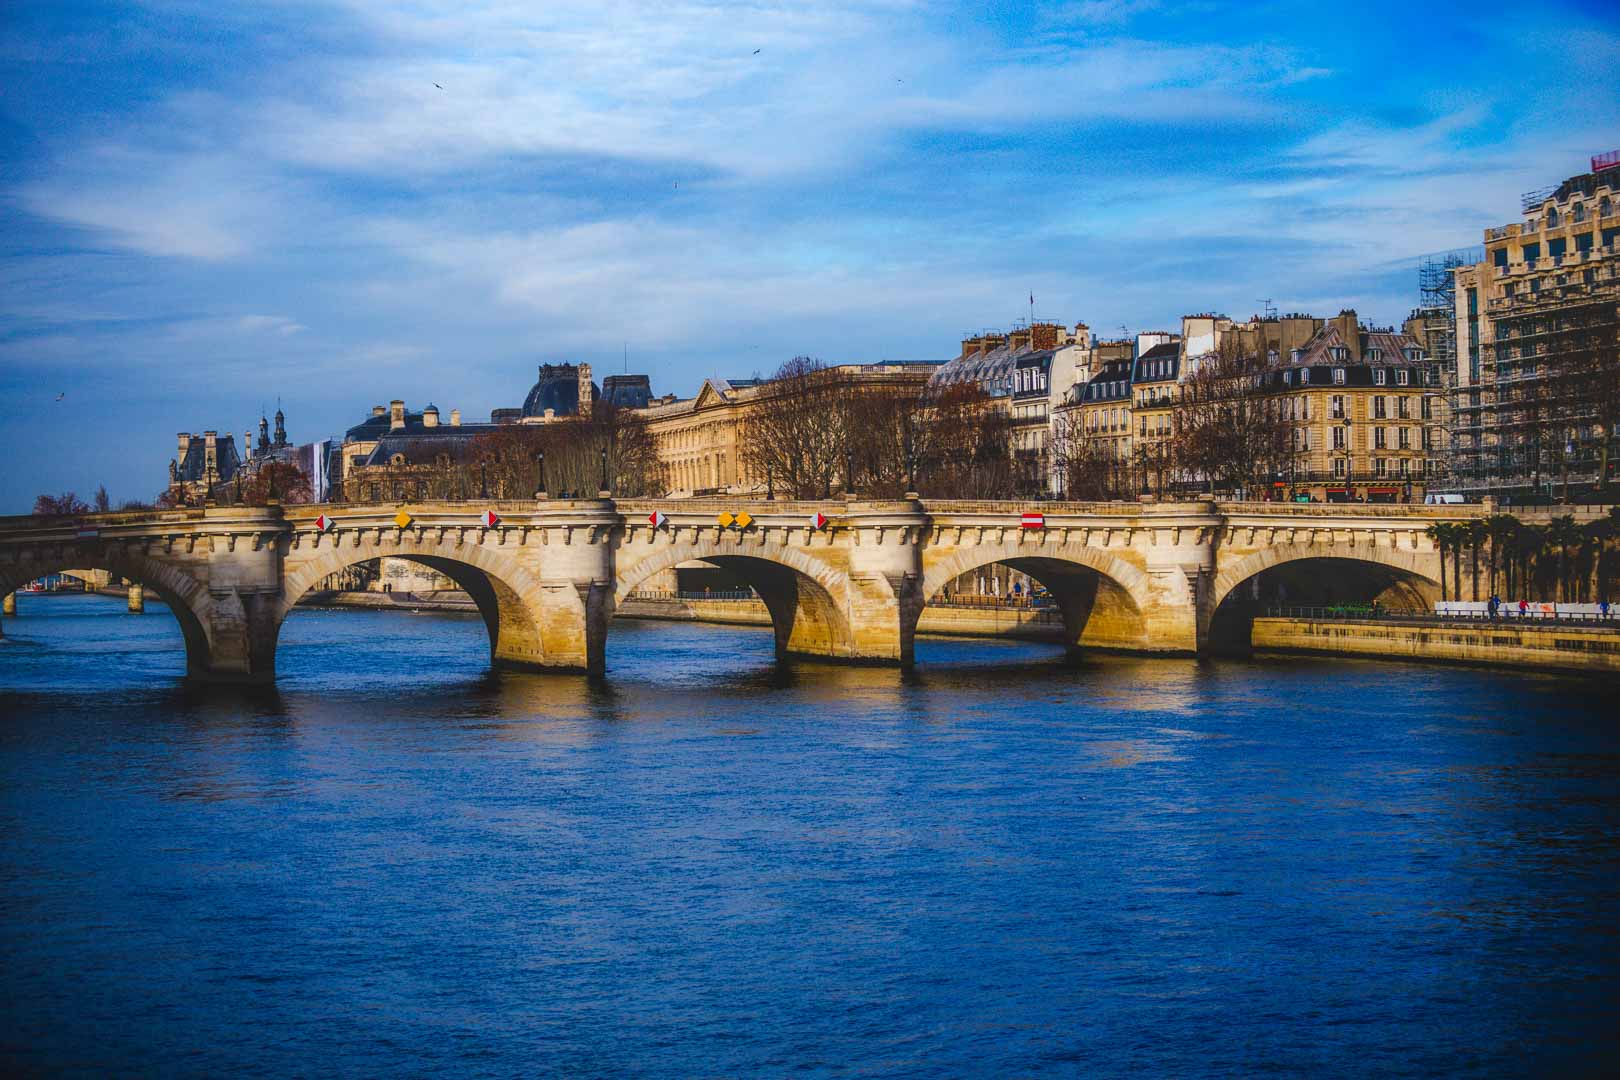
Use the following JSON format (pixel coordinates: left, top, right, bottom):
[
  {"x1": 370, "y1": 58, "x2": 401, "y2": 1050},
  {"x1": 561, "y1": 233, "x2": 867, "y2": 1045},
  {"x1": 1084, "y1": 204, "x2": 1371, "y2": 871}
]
[
  {"x1": 612, "y1": 548, "x2": 854, "y2": 666},
  {"x1": 0, "y1": 555, "x2": 214, "y2": 678},
  {"x1": 1207, "y1": 553, "x2": 1439, "y2": 653},
  {"x1": 911, "y1": 551, "x2": 1151, "y2": 661},
  {"x1": 275, "y1": 550, "x2": 556, "y2": 679}
]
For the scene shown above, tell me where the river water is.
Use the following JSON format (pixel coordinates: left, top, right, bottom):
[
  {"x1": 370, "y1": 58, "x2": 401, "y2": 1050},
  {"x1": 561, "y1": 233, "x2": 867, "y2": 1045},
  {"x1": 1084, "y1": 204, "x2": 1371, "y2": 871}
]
[{"x1": 2, "y1": 595, "x2": 1617, "y2": 1076}]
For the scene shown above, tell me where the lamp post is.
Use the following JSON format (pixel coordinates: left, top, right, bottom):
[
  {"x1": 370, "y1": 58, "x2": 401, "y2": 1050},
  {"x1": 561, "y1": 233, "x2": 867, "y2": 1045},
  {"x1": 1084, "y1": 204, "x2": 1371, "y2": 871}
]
[
  {"x1": 844, "y1": 448, "x2": 856, "y2": 498},
  {"x1": 1341, "y1": 416, "x2": 1354, "y2": 503},
  {"x1": 598, "y1": 445, "x2": 610, "y2": 498},
  {"x1": 534, "y1": 450, "x2": 546, "y2": 500},
  {"x1": 766, "y1": 461, "x2": 775, "y2": 501}
]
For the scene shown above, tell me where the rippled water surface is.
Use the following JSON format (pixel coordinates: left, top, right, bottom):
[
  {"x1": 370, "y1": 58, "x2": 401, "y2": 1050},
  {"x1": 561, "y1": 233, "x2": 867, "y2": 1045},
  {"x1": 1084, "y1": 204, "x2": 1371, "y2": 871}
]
[{"x1": 2, "y1": 594, "x2": 1618, "y2": 1077}]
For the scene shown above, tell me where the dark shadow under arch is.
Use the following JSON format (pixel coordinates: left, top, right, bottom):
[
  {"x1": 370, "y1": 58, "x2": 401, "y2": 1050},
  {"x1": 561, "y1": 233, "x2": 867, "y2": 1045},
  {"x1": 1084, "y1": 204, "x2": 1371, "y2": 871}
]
[{"x1": 1207, "y1": 555, "x2": 1437, "y2": 653}]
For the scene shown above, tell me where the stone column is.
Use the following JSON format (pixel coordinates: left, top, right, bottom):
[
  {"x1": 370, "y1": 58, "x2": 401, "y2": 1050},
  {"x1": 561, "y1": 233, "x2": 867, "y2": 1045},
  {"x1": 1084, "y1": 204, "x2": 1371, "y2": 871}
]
[
  {"x1": 1141, "y1": 503, "x2": 1219, "y2": 654},
  {"x1": 128, "y1": 582, "x2": 145, "y2": 613},
  {"x1": 843, "y1": 502, "x2": 928, "y2": 666}
]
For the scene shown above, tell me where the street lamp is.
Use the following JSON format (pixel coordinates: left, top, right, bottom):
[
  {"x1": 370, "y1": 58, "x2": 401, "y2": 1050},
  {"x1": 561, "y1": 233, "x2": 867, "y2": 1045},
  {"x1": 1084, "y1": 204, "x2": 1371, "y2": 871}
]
[
  {"x1": 1341, "y1": 416, "x2": 1354, "y2": 503},
  {"x1": 480, "y1": 460, "x2": 488, "y2": 500},
  {"x1": 599, "y1": 445, "x2": 610, "y2": 498},
  {"x1": 534, "y1": 450, "x2": 546, "y2": 500}
]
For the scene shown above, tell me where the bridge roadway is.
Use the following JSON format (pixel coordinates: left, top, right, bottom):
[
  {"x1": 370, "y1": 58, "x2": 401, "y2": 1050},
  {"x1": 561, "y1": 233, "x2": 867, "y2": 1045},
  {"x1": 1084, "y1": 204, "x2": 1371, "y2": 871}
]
[{"x1": 0, "y1": 498, "x2": 1469, "y2": 683}]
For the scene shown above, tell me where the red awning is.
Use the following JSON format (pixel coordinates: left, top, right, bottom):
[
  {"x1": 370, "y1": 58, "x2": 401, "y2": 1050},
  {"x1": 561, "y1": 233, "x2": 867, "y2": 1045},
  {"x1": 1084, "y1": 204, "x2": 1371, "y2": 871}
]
[{"x1": 1368, "y1": 487, "x2": 1401, "y2": 493}]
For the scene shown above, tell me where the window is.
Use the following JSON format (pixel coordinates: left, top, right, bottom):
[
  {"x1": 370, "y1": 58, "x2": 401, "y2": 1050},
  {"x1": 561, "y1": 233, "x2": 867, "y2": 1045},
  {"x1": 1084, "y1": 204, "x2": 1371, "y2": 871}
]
[
  {"x1": 1549, "y1": 236, "x2": 1566, "y2": 258},
  {"x1": 1547, "y1": 207, "x2": 1560, "y2": 227},
  {"x1": 1398, "y1": 458, "x2": 1410, "y2": 477},
  {"x1": 1374, "y1": 396, "x2": 1387, "y2": 419},
  {"x1": 1331, "y1": 395, "x2": 1346, "y2": 419},
  {"x1": 1522, "y1": 241, "x2": 1540, "y2": 263},
  {"x1": 1576, "y1": 231, "x2": 1594, "y2": 253},
  {"x1": 1396, "y1": 369, "x2": 1409, "y2": 386},
  {"x1": 1333, "y1": 458, "x2": 1346, "y2": 478},
  {"x1": 1332, "y1": 426, "x2": 1346, "y2": 450},
  {"x1": 1374, "y1": 427, "x2": 1387, "y2": 449},
  {"x1": 1398, "y1": 427, "x2": 1410, "y2": 449},
  {"x1": 1300, "y1": 368, "x2": 1310, "y2": 385},
  {"x1": 1573, "y1": 203, "x2": 1587, "y2": 223},
  {"x1": 1333, "y1": 368, "x2": 1346, "y2": 384},
  {"x1": 1374, "y1": 368, "x2": 1386, "y2": 385}
]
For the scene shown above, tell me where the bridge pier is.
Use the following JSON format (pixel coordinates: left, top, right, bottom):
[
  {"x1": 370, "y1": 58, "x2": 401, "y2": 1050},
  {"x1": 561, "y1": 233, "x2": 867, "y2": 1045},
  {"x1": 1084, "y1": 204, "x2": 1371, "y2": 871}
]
[{"x1": 127, "y1": 582, "x2": 144, "y2": 613}]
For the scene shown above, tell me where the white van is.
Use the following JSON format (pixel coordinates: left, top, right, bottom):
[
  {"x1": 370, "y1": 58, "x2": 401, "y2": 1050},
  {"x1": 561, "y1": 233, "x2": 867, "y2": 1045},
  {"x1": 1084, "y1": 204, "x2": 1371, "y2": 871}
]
[{"x1": 1424, "y1": 493, "x2": 1466, "y2": 504}]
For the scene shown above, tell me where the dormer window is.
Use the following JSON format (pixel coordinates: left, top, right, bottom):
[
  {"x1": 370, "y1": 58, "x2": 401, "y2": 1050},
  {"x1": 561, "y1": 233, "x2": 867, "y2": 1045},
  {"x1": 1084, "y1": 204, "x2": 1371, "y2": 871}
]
[
  {"x1": 1300, "y1": 368, "x2": 1310, "y2": 385},
  {"x1": 1396, "y1": 369, "x2": 1409, "y2": 386},
  {"x1": 1367, "y1": 347, "x2": 1382, "y2": 362},
  {"x1": 1573, "y1": 203, "x2": 1586, "y2": 223},
  {"x1": 1333, "y1": 368, "x2": 1346, "y2": 384},
  {"x1": 1374, "y1": 368, "x2": 1386, "y2": 386},
  {"x1": 1290, "y1": 349, "x2": 1302, "y2": 363},
  {"x1": 1547, "y1": 207, "x2": 1560, "y2": 227}
]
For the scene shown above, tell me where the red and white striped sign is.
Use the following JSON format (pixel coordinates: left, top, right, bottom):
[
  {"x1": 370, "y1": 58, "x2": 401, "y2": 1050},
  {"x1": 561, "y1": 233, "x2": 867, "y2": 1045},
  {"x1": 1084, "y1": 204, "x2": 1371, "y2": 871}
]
[
  {"x1": 648, "y1": 511, "x2": 668, "y2": 528},
  {"x1": 1020, "y1": 512, "x2": 1045, "y2": 529},
  {"x1": 809, "y1": 511, "x2": 828, "y2": 530},
  {"x1": 483, "y1": 509, "x2": 500, "y2": 527},
  {"x1": 314, "y1": 514, "x2": 335, "y2": 532}
]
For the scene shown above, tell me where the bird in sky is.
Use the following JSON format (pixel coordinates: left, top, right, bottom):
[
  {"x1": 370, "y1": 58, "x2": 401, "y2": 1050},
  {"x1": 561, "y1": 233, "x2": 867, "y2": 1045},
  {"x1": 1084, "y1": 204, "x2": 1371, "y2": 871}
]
[
  {"x1": 433, "y1": 82, "x2": 443, "y2": 89},
  {"x1": 752, "y1": 48, "x2": 761, "y2": 54},
  {"x1": 55, "y1": 392, "x2": 65, "y2": 401}
]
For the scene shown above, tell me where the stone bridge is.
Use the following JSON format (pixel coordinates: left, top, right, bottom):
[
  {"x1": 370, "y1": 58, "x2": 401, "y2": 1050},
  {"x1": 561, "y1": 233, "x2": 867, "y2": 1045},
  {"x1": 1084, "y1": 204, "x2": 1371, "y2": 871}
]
[{"x1": 0, "y1": 498, "x2": 1474, "y2": 682}]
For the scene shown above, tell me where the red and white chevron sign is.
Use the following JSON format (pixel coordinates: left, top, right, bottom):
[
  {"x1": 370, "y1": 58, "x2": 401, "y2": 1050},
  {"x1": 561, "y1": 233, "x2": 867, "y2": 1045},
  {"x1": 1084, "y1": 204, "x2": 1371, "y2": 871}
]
[
  {"x1": 809, "y1": 511, "x2": 828, "y2": 530},
  {"x1": 1020, "y1": 512, "x2": 1045, "y2": 529},
  {"x1": 649, "y1": 511, "x2": 668, "y2": 528},
  {"x1": 483, "y1": 509, "x2": 500, "y2": 527},
  {"x1": 314, "y1": 514, "x2": 335, "y2": 532}
]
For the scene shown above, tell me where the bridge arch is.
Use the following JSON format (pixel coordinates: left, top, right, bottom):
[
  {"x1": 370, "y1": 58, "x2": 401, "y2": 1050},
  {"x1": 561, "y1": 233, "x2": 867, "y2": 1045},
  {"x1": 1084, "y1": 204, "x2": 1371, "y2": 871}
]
[
  {"x1": 278, "y1": 537, "x2": 561, "y2": 674},
  {"x1": 1207, "y1": 543, "x2": 1441, "y2": 651},
  {"x1": 917, "y1": 543, "x2": 1154, "y2": 653},
  {"x1": 614, "y1": 538, "x2": 855, "y2": 661},
  {"x1": 0, "y1": 551, "x2": 217, "y2": 677}
]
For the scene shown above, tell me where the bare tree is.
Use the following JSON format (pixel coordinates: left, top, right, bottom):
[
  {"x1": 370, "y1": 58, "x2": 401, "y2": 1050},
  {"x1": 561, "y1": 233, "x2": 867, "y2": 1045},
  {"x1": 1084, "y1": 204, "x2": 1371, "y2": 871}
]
[
  {"x1": 33, "y1": 492, "x2": 90, "y2": 515},
  {"x1": 912, "y1": 383, "x2": 1018, "y2": 499},
  {"x1": 93, "y1": 485, "x2": 111, "y2": 513},
  {"x1": 1051, "y1": 409, "x2": 1130, "y2": 500},
  {"x1": 1174, "y1": 339, "x2": 1295, "y2": 496},
  {"x1": 740, "y1": 357, "x2": 849, "y2": 498}
]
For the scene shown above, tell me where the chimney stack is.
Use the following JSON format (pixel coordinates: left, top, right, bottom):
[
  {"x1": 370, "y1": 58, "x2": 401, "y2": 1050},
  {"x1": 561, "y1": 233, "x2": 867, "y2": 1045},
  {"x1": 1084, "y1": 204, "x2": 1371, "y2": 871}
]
[
  {"x1": 178, "y1": 432, "x2": 192, "y2": 459},
  {"x1": 389, "y1": 400, "x2": 406, "y2": 430},
  {"x1": 371, "y1": 405, "x2": 385, "y2": 418},
  {"x1": 423, "y1": 404, "x2": 439, "y2": 428},
  {"x1": 203, "y1": 431, "x2": 218, "y2": 470},
  {"x1": 450, "y1": 408, "x2": 461, "y2": 426}
]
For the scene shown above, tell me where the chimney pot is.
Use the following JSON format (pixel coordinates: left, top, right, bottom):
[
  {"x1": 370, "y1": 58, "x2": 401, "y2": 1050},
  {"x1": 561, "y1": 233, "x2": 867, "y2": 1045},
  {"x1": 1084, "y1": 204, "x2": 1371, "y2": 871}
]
[{"x1": 450, "y1": 409, "x2": 461, "y2": 426}]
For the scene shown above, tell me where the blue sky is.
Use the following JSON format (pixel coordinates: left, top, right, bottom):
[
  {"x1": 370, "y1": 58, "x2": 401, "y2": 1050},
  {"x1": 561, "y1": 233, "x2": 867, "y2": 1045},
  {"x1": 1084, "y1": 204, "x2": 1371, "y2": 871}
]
[{"x1": 2, "y1": 0, "x2": 1617, "y2": 511}]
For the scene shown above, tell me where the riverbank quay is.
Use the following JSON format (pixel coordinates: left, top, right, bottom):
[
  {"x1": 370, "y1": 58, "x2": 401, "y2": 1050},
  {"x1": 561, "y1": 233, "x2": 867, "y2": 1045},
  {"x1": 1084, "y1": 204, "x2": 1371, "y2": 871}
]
[
  {"x1": 298, "y1": 589, "x2": 479, "y2": 613},
  {"x1": 1252, "y1": 616, "x2": 1620, "y2": 674}
]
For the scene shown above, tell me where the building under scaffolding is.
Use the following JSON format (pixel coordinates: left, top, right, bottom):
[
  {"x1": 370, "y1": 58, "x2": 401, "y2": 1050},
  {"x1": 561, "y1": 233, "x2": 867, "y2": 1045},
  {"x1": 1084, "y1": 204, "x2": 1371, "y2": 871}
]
[
  {"x1": 1404, "y1": 247, "x2": 1481, "y2": 486},
  {"x1": 1439, "y1": 154, "x2": 1620, "y2": 501}
]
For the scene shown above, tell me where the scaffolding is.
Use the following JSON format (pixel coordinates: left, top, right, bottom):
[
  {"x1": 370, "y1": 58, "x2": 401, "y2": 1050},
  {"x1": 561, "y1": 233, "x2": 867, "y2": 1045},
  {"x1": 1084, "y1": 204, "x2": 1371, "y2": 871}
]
[{"x1": 1411, "y1": 248, "x2": 1482, "y2": 489}]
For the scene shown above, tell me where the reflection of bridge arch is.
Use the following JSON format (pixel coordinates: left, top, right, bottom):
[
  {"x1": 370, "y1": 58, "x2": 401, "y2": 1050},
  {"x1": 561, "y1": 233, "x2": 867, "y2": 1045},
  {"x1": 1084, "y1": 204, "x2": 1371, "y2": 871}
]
[
  {"x1": 0, "y1": 552, "x2": 216, "y2": 677},
  {"x1": 279, "y1": 537, "x2": 556, "y2": 671},
  {"x1": 614, "y1": 539, "x2": 855, "y2": 660},
  {"x1": 920, "y1": 544, "x2": 1154, "y2": 652}
]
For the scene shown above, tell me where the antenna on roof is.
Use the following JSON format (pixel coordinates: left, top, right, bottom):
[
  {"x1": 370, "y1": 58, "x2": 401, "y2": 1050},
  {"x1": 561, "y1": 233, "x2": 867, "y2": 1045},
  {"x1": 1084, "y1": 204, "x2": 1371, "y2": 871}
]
[
  {"x1": 623, "y1": 341, "x2": 628, "y2": 374},
  {"x1": 1257, "y1": 298, "x2": 1277, "y2": 319}
]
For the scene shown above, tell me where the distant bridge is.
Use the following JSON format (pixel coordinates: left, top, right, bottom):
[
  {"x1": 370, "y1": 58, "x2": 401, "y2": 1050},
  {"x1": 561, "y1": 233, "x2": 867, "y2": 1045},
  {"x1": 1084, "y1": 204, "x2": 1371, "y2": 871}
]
[{"x1": 0, "y1": 498, "x2": 1471, "y2": 682}]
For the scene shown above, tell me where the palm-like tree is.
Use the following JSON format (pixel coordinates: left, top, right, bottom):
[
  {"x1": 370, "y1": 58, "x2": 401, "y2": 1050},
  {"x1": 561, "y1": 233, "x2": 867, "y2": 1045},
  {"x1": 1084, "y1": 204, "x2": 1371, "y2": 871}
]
[
  {"x1": 1517, "y1": 525, "x2": 1547, "y2": 600},
  {"x1": 1484, "y1": 513, "x2": 1519, "y2": 597},
  {"x1": 1426, "y1": 522, "x2": 1451, "y2": 601},
  {"x1": 1466, "y1": 519, "x2": 1487, "y2": 601},
  {"x1": 1545, "y1": 515, "x2": 1582, "y2": 602}
]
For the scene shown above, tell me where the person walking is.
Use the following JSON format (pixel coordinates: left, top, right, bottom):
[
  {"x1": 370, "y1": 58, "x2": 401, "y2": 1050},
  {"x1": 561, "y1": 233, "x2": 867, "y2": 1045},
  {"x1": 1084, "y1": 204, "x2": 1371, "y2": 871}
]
[
  {"x1": 1488, "y1": 594, "x2": 1500, "y2": 620},
  {"x1": 1518, "y1": 598, "x2": 1529, "y2": 618}
]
